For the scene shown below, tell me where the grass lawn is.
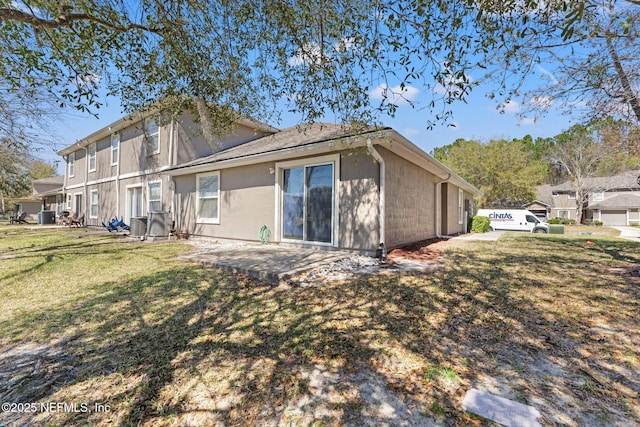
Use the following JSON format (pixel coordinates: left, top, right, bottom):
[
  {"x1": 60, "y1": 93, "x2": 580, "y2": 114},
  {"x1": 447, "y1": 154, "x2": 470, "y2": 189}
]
[{"x1": 0, "y1": 225, "x2": 638, "y2": 426}]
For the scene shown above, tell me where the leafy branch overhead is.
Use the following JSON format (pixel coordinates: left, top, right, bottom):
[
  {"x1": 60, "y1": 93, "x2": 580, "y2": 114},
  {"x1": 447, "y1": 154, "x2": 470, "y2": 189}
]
[{"x1": 1, "y1": 1, "x2": 639, "y2": 151}]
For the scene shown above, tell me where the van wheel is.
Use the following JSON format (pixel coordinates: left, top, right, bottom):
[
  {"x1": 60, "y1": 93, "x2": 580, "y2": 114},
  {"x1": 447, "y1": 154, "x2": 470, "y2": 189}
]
[{"x1": 533, "y1": 228, "x2": 547, "y2": 234}]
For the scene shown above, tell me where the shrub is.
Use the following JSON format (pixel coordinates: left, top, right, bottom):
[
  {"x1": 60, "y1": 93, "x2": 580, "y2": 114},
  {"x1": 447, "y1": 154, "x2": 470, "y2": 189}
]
[
  {"x1": 471, "y1": 216, "x2": 491, "y2": 233},
  {"x1": 548, "y1": 218, "x2": 561, "y2": 224},
  {"x1": 594, "y1": 221, "x2": 603, "y2": 226}
]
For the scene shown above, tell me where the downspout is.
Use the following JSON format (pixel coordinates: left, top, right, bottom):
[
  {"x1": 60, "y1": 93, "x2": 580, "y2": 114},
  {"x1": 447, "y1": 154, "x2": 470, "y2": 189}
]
[
  {"x1": 168, "y1": 119, "x2": 176, "y2": 229},
  {"x1": 367, "y1": 138, "x2": 386, "y2": 261},
  {"x1": 83, "y1": 146, "x2": 88, "y2": 221},
  {"x1": 63, "y1": 155, "x2": 68, "y2": 212},
  {"x1": 115, "y1": 134, "x2": 121, "y2": 217}
]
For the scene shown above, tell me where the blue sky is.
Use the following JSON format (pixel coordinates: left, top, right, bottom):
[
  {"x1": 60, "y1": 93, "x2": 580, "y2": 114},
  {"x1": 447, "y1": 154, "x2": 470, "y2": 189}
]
[{"x1": 40, "y1": 76, "x2": 574, "y2": 175}]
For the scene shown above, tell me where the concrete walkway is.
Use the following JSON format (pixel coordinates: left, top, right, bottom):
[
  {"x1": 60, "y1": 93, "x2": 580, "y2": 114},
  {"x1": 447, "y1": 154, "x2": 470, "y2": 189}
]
[
  {"x1": 180, "y1": 244, "x2": 354, "y2": 285},
  {"x1": 612, "y1": 226, "x2": 640, "y2": 242}
]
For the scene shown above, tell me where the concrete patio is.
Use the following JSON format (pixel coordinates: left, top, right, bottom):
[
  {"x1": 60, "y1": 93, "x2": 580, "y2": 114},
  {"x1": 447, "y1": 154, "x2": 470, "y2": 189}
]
[{"x1": 179, "y1": 244, "x2": 356, "y2": 285}]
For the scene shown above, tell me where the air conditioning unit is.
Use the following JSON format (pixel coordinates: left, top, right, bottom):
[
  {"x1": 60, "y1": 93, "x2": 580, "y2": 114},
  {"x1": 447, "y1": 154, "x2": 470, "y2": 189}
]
[
  {"x1": 130, "y1": 217, "x2": 148, "y2": 237},
  {"x1": 148, "y1": 211, "x2": 170, "y2": 237}
]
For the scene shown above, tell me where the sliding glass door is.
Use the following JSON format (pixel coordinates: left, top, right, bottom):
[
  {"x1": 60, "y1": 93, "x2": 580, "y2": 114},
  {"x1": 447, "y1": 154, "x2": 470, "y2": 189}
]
[{"x1": 282, "y1": 163, "x2": 334, "y2": 244}]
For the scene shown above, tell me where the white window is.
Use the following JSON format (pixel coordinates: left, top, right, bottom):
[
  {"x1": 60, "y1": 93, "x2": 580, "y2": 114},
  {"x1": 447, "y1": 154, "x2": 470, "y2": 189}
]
[
  {"x1": 145, "y1": 119, "x2": 160, "y2": 155},
  {"x1": 568, "y1": 192, "x2": 576, "y2": 199},
  {"x1": 111, "y1": 133, "x2": 120, "y2": 165},
  {"x1": 592, "y1": 190, "x2": 604, "y2": 202},
  {"x1": 559, "y1": 210, "x2": 569, "y2": 219},
  {"x1": 458, "y1": 188, "x2": 464, "y2": 225},
  {"x1": 148, "y1": 181, "x2": 162, "y2": 212},
  {"x1": 90, "y1": 190, "x2": 98, "y2": 219},
  {"x1": 88, "y1": 143, "x2": 96, "y2": 172},
  {"x1": 197, "y1": 172, "x2": 220, "y2": 224},
  {"x1": 68, "y1": 152, "x2": 75, "y2": 178},
  {"x1": 66, "y1": 194, "x2": 72, "y2": 210}
]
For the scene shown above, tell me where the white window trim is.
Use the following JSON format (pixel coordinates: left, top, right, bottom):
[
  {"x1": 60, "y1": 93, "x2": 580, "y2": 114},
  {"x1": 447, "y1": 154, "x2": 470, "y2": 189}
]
[
  {"x1": 73, "y1": 192, "x2": 83, "y2": 216},
  {"x1": 147, "y1": 180, "x2": 162, "y2": 213},
  {"x1": 196, "y1": 171, "x2": 220, "y2": 224},
  {"x1": 592, "y1": 190, "x2": 604, "y2": 202},
  {"x1": 125, "y1": 184, "x2": 145, "y2": 224},
  {"x1": 274, "y1": 154, "x2": 340, "y2": 247},
  {"x1": 145, "y1": 119, "x2": 160, "y2": 156},
  {"x1": 111, "y1": 133, "x2": 120, "y2": 166},
  {"x1": 90, "y1": 189, "x2": 98, "y2": 219},
  {"x1": 66, "y1": 194, "x2": 72, "y2": 210},
  {"x1": 68, "y1": 152, "x2": 75, "y2": 178},
  {"x1": 88, "y1": 143, "x2": 97, "y2": 172}
]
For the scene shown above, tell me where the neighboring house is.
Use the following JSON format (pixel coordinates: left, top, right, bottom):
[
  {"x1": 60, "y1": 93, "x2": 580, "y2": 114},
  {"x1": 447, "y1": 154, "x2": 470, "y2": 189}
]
[
  {"x1": 57, "y1": 112, "x2": 480, "y2": 255},
  {"x1": 31, "y1": 176, "x2": 65, "y2": 215},
  {"x1": 530, "y1": 170, "x2": 640, "y2": 225}
]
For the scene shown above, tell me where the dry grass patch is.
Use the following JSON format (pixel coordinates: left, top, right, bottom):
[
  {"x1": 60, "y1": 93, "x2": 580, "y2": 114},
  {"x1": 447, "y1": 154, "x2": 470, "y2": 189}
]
[{"x1": 0, "y1": 226, "x2": 638, "y2": 426}]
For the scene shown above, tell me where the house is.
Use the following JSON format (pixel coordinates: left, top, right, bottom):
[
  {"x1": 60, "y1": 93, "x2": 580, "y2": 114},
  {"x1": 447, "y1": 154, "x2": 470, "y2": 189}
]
[
  {"x1": 530, "y1": 170, "x2": 640, "y2": 225},
  {"x1": 57, "y1": 111, "x2": 480, "y2": 255},
  {"x1": 31, "y1": 176, "x2": 65, "y2": 215}
]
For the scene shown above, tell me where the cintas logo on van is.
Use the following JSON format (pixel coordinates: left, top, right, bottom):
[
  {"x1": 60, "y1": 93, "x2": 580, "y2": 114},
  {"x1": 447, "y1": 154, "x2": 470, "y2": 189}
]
[{"x1": 488, "y1": 212, "x2": 513, "y2": 221}]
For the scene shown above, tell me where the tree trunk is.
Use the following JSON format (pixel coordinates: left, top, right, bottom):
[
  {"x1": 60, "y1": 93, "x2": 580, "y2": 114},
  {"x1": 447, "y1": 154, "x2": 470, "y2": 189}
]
[{"x1": 607, "y1": 37, "x2": 640, "y2": 123}]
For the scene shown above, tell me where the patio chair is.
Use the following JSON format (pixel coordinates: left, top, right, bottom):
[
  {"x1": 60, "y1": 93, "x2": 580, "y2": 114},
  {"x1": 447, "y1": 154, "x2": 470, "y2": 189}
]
[
  {"x1": 70, "y1": 213, "x2": 84, "y2": 227},
  {"x1": 9, "y1": 211, "x2": 28, "y2": 224},
  {"x1": 61, "y1": 211, "x2": 76, "y2": 227}
]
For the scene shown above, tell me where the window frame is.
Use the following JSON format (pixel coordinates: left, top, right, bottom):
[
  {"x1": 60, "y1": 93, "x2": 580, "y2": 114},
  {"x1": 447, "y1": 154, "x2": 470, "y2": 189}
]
[
  {"x1": 145, "y1": 119, "x2": 160, "y2": 156},
  {"x1": 111, "y1": 133, "x2": 120, "y2": 166},
  {"x1": 88, "y1": 143, "x2": 97, "y2": 172},
  {"x1": 147, "y1": 181, "x2": 162, "y2": 213},
  {"x1": 196, "y1": 171, "x2": 220, "y2": 224},
  {"x1": 90, "y1": 190, "x2": 98, "y2": 219},
  {"x1": 276, "y1": 154, "x2": 339, "y2": 247},
  {"x1": 592, "y1": 190, "x2": 604, "y2": 202},
  {"x1": 68, "y1": 152, "x2": 75, "y2": 178}
]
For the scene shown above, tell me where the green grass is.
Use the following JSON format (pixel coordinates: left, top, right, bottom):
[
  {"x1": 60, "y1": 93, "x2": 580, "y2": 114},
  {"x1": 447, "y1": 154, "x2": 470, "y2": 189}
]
[{"x1": 0, "y1": 225, "x2": 639, "y2": 426}]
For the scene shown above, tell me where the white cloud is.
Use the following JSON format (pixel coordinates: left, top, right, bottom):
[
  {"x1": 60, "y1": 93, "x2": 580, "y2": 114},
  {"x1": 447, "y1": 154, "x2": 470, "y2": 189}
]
[
  {"x1": 536, "y1": 65, "x2": 559, "y2": 85},
  {"x1": 529, "y1": 95, "x2": 553, "y2": 108},
  {"x1": 288, "y1": 43, "x2": 324, "y2": 67},
  {"x1": 500, "y1": 99, "x2": 520, "y2": 114},
  {"x1": 403, "y1": 128, "x2": 420, "y2": 137},
  {"x1": 369, "y1": 84, "x2": 419, "y2": 106},
  {"x1": 518, "y1": 117, "x2": 538, "y2": 125}
]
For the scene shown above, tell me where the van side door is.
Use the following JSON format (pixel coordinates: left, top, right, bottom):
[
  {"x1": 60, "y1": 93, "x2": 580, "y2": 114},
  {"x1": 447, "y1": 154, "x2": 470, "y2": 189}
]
[{"x1": 525, "y1": 214, "x2": 538, "y2": 232}]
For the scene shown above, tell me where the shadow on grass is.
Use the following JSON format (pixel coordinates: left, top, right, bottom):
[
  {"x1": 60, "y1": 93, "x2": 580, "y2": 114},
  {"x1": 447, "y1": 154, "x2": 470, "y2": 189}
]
[{"x1": 1, "y1": 232, "x2": 638, "y2": 426}]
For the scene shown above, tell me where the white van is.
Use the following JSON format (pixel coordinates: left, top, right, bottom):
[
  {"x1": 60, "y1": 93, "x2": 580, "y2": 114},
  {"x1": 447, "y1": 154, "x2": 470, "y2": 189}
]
[{"x1": 476, "y1": 209, "x2": 549, "y2": 233}]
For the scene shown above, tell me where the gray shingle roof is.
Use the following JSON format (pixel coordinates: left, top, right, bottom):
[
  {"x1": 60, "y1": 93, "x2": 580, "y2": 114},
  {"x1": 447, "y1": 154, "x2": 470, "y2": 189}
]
[
  {"x1": 172, "y1": 122, "x2": 383, "y2": 170},
  {"x1": 552, "y1": 169, "x2": 640, "y2": 192},
  {"x1": 531, "y1": 184, "x2": 554, "y2": 206},
  {"x1": 588, "y1": 193, "x2": 640, "y2": 209}
]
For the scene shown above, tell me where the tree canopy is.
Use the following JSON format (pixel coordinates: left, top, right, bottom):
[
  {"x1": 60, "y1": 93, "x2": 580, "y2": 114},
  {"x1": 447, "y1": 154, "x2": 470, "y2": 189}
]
[
  {"x1": 433, "y1": 137, "x2": 547, "y2": 207},
  {"x1": 2, "y1": 0, "x2": 638, "y2": 149}
]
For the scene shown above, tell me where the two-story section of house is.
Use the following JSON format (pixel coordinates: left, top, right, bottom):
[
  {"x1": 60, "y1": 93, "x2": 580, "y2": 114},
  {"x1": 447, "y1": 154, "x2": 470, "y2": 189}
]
[
  {"x1": 531, "y1": 169, "x2": 640, "y2": 225},
  {"x1": 57, "y1": 111, "x2": 278, "y2": 228},
  {"x1": 58, "y1": 110, "x2": 480, "y2": 255}
]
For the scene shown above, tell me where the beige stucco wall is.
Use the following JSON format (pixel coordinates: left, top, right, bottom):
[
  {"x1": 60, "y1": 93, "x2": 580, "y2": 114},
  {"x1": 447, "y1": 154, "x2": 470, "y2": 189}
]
[
  {"x1": 174, "y1": 162, "x2": 276, "y2": 241},
  {"x1": 377, "y1": 145, "x2": 436, "y2": 249},
  {"x1": 338, "y1": 150, "x2": 380, "y2": 252},
  {"x1": 173, "y1": 149, "x2": 381, "y2": 252},
  {"x1": 175, "y1": 113, "x2": 274, "y2": 165}
]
